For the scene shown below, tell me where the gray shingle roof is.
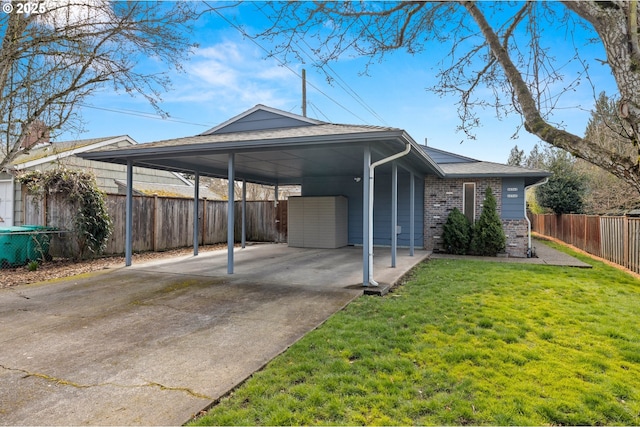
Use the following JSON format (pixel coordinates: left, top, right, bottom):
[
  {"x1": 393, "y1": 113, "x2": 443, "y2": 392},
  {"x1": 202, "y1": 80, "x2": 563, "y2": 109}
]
[
  {"x1": 439, "y1": 160, "x2": 550, "y2": 177},
  {"x1": 91, "y1": 123, "x2": 403, "y2": 153},
  {"x1": 439, "y1": 160, "x2": 550, "y2": 187}
]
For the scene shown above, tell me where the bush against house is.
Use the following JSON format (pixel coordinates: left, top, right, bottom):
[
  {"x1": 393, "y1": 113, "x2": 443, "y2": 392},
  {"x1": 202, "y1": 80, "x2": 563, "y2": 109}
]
[
  {"x1": 19, "y1": 169, "x2": 112, "y2": 259},
  {"x1": 442, "y1": 207, "x2": 472, "y2": 255},
  {"x1": 470, "y1": 187, "x2": 506, "y2": 256}
]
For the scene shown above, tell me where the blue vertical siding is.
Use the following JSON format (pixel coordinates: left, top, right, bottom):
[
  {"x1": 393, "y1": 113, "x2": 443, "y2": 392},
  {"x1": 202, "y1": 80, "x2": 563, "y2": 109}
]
[
  {"x1": 301, "y1": 170, "x2": 424, "y2": 247},
  {"x1": 214, "y1": 110, "x2": 313, "y2": 134},
  {"x1": 501, "y1": 178, "x2": 525, "y2": 219}
]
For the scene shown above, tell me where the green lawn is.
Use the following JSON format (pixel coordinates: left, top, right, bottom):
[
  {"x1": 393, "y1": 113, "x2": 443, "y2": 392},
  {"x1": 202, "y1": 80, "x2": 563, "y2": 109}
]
[{"x1": 190, "y1": 242, "x2": 640, "y2": 425}]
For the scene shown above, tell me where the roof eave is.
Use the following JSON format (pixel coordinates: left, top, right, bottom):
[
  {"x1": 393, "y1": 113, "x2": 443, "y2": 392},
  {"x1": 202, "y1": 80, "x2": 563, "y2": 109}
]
[{"x1": 79, "y1": 129, "x2": 412, "y2": 161}]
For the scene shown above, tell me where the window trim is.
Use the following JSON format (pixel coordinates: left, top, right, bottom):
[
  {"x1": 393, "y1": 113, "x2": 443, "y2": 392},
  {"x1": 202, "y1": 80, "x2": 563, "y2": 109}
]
[{"x1": 463, "y1": 182, "x2": 476, "y2": 223}]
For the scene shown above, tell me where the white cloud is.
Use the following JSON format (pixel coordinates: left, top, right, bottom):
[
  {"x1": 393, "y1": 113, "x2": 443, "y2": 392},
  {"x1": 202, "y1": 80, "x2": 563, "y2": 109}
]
[
  {"x1": 167, "y1": 39, "x2": 299, "y2": 111},
  {"x1": 37, "y1": 0, "x2": 114, "y2": 31}
]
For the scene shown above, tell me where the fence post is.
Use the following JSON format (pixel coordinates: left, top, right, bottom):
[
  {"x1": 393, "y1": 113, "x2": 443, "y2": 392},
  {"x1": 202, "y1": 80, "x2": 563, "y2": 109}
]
[
  {"x1": 153, "y1": 194, "x2": 159, "y2": 252},
  {"x1": 624, "y1": 216, "x2": 629, "y2": 269},
  {"x1": 202, "y1": 197, "x2": 207, "y2": 245},
  {"x1": 582, "y1": 215, "x2": 589, "y2": 252}
]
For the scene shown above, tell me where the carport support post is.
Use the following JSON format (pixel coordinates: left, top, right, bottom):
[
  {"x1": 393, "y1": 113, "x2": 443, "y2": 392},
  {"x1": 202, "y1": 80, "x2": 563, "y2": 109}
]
[
  {"x1": 362, "y1": 146, "x2": 371, "y2": 286},
  {"x1": 391, "y1": 162, "x2": 397, "y2": 268},
  {"x1": 125, "y1": 160, "x2": 133, "y2": 267},
  {"x1": 410, "y1": 172, "x2": 415, "y2": 256},
  {"x1": 241, "y1": 179, "x2": 246, "y2": 249},
  {"x1": 193, "y1": 171, "x2": 200, "y2": 256},
  {"x1": 227, "y1": 154, "x2": 235, "y2": 274}
]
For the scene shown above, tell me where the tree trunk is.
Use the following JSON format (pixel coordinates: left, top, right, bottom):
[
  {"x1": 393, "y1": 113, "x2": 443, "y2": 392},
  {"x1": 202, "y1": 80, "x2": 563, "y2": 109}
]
[{"x1": 461, "y1": 1, "x2": 640, "y2": 194}]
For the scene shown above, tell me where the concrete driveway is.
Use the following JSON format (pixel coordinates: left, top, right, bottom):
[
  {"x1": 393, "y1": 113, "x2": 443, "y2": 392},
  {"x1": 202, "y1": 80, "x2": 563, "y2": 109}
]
[{"x1": 0, "y1": 244, "x2": 428, "y2": 426}]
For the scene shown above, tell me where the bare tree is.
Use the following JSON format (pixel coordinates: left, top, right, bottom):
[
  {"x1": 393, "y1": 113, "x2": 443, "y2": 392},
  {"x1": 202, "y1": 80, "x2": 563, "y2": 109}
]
[
  {"x1": 0, "y1": 0, "x2": 200, "y2": 170},
  {"x1": 577, "y1": 92, "x2": 640, "y2": 212},
  {"x1": 255, "y1": 1, "x2": 640, "y2": 193}
]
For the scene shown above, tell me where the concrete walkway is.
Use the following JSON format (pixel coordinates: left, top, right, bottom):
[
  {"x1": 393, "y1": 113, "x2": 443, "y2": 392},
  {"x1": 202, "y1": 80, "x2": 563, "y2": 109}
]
[
  {"x1": 0, "y1": 244, "x2": 428, "y2": 426},
  {"x1": 430, "y1": 238, "x2": 592, "y2": 268}
]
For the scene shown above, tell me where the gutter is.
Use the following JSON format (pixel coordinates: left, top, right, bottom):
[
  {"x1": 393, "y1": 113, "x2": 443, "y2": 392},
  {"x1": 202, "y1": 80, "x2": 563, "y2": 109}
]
[
  {"x1": 366, "y1": 142, "x2": 411, "y2": 286},
  {"x1": 524, "y1": 177, "x2": 549, "y2": 257}
]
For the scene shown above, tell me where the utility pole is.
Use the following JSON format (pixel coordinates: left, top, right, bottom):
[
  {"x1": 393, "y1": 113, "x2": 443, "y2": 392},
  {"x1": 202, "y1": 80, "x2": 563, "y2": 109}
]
[{"x1": 302, "y1": 68, "x2": 307, "y2": 117}]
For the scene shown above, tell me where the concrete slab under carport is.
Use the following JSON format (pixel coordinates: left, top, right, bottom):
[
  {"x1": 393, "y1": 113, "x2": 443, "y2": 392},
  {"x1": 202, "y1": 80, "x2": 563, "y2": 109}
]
[
  {"x1": 0, "y1": 244, "x2": 428, "y2": 426},
  {"x1": 142, "y1": 243, "x2": 430, "y2": 288}
]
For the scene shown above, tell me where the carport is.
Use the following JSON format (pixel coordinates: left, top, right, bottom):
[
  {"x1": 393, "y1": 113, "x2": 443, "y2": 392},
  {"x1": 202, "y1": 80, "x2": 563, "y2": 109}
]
[{"x1": 80, "y1": 105, "x2": 444, "y2": 286}]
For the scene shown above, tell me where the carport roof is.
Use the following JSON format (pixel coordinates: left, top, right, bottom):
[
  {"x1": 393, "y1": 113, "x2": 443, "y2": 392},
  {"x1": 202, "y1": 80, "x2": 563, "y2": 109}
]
[{"x1": 79, "y1": 108, "x2": 444, "y2": 185}]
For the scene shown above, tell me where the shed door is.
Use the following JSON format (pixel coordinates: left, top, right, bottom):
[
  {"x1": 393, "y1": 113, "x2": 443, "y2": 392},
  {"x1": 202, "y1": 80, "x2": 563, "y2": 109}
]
[{"x1": 0, "y1": 179, "x2": 13, "y2": 226}]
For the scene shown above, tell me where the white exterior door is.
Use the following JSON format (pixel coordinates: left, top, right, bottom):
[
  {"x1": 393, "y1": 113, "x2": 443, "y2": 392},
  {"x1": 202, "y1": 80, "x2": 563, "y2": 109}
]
[{"x1": 0, "y1": 179, "x2": 14, "y2": 227}]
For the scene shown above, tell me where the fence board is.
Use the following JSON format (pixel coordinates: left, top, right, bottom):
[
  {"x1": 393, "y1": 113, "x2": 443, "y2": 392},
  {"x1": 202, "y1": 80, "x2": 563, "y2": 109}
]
[
  {"x1": 585, "y1": 216, "x2": 601, "y2": 257},
  {"x1": 22, "y1": 190, "x2": 287, "y2": 257},
  {"x1": 234, "y1": 201, "x2": 283, "y2": 242},
  {"x1": 629, "y1": 219, "x2": 640, "y2": 274},
  {"x1": 531, "y1": 213, "x2": 638, "y2": 275},
  {"x1": 202, "y1": 200, "x2": 227, "y2": 245},
  {"x1": 601, "y1": 216, "x2": 625, "y2": 266}
]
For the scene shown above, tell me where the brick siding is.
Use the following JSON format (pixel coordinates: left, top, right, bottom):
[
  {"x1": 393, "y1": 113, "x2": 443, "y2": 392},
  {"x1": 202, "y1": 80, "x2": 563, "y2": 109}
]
[{"x1": 424, "y1": 176, "x2": 529, "y2": 257}]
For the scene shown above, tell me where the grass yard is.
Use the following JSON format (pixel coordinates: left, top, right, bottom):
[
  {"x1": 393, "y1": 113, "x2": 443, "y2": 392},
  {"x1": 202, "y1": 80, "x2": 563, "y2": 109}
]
[{"x1": 191, "y1": 242, "x2": 640, "y2": 425}]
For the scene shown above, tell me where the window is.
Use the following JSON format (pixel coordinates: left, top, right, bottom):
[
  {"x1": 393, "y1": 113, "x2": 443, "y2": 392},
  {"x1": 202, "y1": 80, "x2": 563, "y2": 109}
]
[{"x1": 463, "y1": 182, "x2": 476, "y2": 223}]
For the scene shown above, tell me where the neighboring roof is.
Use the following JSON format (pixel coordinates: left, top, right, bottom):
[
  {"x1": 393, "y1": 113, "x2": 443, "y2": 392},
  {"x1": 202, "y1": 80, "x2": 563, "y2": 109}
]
[
  {"x1": 79, "y1": 105, "x2": 445, "y2": 185},
  {"x1": 114, "y1": 180, "x2": 225, "y2": 199},
  {"x1": 11, "y1": 135, "x2": 136, "y2": 170}
]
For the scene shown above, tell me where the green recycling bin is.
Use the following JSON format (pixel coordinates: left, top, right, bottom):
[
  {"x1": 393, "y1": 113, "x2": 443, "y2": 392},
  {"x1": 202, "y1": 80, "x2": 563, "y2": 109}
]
[
  {"x1": 0, "y1": 226, "x2": 56, "y2": 268},
  {"x1": 0, "y1": 227, "x2": 31, "y2": 268},
  {"x1": 21, "y1": 225, "x2": 56, "y2": 263}
]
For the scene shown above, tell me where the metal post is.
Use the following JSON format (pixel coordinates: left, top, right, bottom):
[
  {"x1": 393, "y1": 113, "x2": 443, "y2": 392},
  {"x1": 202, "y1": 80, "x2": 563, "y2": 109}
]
[
  {"x1": 193, "y1": 171, "x2": 199, "y2": 256},
  {"x1": 367, "y1": 142, "x2": 410, "y2": 286},
  {"x1": 125, "y1": 160, "x2": 133, "y2": 266},
  {"x1": 362, "y1": 146, "x2": 371, "y2": 286},
  {"x1": 227, "y1": 154, "x2": 235, "y2": 274},
  {"x1": 241, "y1": 179, "x2": 246, "y2": 249},
  {"x1": 391, "y1": 162, "x2": 397, "y2": 267},
  {"x1": 410, "y1": 172, "x2": 415, "y2": 256}
]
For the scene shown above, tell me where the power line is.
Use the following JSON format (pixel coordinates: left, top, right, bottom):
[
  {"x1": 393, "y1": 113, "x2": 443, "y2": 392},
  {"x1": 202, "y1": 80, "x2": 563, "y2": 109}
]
[
  {"x1": 296, "y1": 38, "x2": 390, "y2": 126},
  {"x1": 252, "y1": 4, "x2": 388, "y2": 126},
  {"x1": 79, "y1": 103, "x2": 211, "y2": 127},
  {"x1": 308, "y1": 102, "x2": 331, "y2": 122},
  {"x1": 207, "y1": 3, "x2": 370, "y2": 124}
]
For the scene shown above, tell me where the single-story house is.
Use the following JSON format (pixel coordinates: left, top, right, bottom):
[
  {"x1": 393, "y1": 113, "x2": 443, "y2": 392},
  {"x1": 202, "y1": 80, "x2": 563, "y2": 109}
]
[
  {"x1": 79, "y1": 104, "x2": 550, "y2": 285},
  {"x1": 0, "y1": 135, "x2": 209, "y2": 226}
]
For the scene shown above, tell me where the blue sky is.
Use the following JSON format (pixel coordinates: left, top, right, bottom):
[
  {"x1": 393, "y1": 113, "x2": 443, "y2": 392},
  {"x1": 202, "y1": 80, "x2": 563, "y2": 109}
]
[{"x1": 58, "y1": 1, "x2": 617, "y2": 164}]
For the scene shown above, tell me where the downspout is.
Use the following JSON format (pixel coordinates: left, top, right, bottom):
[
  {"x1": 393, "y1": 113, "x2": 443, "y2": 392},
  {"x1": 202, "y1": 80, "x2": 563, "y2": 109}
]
[
  {"x1": 367, "y1": 142, "x2": 411, "y2": 286},
  {"x1": 524, "y1": 177, "x2": 549, "y2": 257}
]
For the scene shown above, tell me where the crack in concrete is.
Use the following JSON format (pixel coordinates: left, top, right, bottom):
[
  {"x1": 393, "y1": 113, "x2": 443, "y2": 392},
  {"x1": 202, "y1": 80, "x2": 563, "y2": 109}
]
[
  {"x1": 8, "y1": 288, "x2": 30, "y2": 299},
  {"x1": 0, "y1": 364, "x2": 212, "y2": 400},
  {"x1": 145, "y1": 381, "x2": 212, "y2": 399}
]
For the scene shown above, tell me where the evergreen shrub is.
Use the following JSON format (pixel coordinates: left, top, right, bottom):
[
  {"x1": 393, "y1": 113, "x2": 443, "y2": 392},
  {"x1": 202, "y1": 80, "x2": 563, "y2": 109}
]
[
  {"x1": 470, "y1": 187, "x2": 506, "y2": 256},
  {"x1": 442, "y1": 207, "x2": 472, "y2": 254}
]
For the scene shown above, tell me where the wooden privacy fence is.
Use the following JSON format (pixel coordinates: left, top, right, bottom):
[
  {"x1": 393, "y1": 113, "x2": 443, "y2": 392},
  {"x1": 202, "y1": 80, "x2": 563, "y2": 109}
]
[
  {"x1": 530, "y1": 213, "x2": 640, "y2": 275},
  {"x1": 24, "y1": 193, "x2": 288, "y2": 256}
]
